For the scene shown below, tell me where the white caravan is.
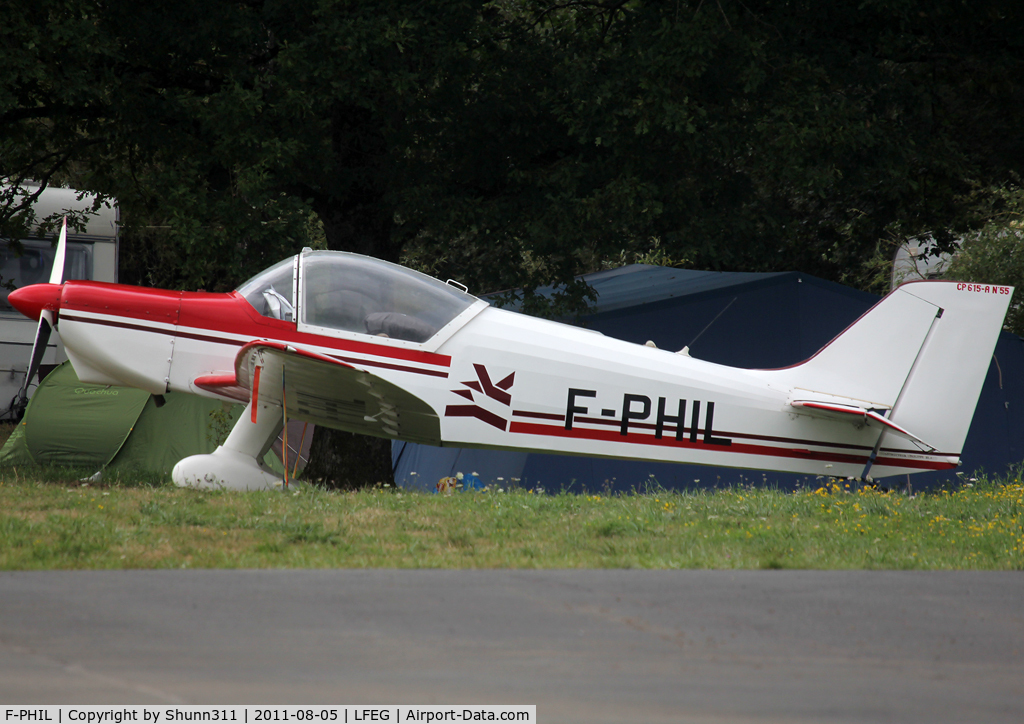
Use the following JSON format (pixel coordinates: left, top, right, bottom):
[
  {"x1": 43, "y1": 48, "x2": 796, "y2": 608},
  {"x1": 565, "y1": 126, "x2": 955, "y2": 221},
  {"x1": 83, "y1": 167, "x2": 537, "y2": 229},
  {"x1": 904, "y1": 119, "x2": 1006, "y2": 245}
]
[{"x1": 0, "y1": 185, "x2": 118, "y2": 418}]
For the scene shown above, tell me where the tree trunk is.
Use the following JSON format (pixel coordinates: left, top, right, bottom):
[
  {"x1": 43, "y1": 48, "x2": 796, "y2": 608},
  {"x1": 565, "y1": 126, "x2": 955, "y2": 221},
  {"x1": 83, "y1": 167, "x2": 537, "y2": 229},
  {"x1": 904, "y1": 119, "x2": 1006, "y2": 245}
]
[{"x1": 301, "y1": 103, "x2": 402, "y2": 489}]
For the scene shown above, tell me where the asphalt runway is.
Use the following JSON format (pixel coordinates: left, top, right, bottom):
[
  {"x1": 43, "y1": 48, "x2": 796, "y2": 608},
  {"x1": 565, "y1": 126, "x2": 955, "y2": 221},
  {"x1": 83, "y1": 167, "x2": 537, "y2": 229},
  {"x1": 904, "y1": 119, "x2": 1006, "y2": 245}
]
[{"x1": 0, "y1": 570, "x2": 1021, "y2": 723}]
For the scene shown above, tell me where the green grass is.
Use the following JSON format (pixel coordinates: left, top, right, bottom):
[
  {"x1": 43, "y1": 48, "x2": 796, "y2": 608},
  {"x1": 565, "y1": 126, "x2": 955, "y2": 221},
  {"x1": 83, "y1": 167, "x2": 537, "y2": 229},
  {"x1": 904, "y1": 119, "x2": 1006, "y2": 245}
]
[{"x1": 0, "y1": 464, "x2": 1021, "y2": 570}]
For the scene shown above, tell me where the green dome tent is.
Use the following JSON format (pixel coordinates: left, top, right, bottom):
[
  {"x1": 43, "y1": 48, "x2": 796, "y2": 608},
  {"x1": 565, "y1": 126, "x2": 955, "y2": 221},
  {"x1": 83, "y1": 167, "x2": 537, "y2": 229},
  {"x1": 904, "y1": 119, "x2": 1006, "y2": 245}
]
[{"x1": 0, "y1": 362, "x2": 295, "y2": 477}]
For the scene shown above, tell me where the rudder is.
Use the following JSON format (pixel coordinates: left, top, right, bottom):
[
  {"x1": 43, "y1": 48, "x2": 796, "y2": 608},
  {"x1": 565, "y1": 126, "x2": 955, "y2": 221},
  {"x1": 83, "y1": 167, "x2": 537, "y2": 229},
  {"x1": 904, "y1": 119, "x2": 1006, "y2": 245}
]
[
  {"x1": 764, "y1": 280, "x2": 1012, "y2": 457},
  {"x1": 882, "y1": 281, "x2": 1012, "y2": 454}
]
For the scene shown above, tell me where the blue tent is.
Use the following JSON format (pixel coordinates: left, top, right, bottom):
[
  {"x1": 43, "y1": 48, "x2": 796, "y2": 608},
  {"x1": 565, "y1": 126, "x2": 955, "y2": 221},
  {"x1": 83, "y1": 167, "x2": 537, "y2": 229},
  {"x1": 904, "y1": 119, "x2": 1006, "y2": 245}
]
[{"x1": 393, "y1": 265, "x2": 1024, "y2": 492}]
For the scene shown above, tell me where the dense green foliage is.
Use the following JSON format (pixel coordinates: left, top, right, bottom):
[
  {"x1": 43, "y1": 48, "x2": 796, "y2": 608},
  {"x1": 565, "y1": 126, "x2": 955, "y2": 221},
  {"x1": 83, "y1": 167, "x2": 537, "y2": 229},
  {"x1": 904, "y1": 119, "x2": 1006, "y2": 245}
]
[
  {"x1": 943, "y1": 185, "x2": 1024, "y2": 335},
  {"x1": 3, "y1": 1, "x2": 1023, "y2": 299}
]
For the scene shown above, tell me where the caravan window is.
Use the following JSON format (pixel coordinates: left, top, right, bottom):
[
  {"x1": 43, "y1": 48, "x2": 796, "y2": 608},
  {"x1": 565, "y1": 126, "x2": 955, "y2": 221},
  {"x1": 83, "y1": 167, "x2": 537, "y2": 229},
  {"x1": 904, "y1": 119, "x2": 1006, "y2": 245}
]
[{"x1": 0, "y1": 240, "x2": 93, "y2": 314}]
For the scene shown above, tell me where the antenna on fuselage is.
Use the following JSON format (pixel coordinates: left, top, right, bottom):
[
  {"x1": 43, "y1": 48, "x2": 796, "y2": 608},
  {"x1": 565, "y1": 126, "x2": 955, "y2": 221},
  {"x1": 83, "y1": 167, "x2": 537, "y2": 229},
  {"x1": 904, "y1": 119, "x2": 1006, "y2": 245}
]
[{"x1": 679, "y1": 296, "x2": 737, "y2": 355}]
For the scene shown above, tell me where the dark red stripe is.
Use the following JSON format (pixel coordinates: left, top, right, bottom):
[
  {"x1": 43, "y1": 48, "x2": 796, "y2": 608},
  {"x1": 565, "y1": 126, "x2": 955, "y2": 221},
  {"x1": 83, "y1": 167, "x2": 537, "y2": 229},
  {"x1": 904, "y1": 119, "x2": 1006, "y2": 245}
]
[
  {"x1": 512, "y1": 410, "x2": 565, "y2": 421},
  {"x1": 507, "y1": 420, "x2": 956, "y2": 471},
  {"x1": 510, "y1": 408, "x2": 953, "y2": 456},
  {"x1": 445, "y1": 405, "x2": 508, "y2": 431},
  {"x1": 329, "y1": 353, "x2": 449, "y2": 378},
  {"x1": 61, "y1": 313, "x2": 174, "y2": 337}
]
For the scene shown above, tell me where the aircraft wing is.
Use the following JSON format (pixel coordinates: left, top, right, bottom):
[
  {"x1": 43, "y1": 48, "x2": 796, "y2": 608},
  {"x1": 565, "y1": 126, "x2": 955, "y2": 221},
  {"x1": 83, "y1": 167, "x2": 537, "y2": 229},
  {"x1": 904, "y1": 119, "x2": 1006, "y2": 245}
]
[{"x1": 194, "y1": 341, "x2": 441, "y2": 445}]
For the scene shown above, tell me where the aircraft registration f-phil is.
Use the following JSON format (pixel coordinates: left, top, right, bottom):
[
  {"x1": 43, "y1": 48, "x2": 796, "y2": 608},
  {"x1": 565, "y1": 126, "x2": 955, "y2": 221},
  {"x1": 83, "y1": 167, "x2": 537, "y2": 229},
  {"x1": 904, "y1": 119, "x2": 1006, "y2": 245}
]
[{"x1": 8, "y1": 247, "x2": 1014, "y2": 489}]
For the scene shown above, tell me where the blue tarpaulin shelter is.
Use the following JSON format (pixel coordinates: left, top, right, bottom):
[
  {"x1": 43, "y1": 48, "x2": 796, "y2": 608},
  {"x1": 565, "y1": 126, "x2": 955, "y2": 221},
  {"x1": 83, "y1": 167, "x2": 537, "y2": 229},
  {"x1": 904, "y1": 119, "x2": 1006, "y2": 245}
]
[{"x1": 393, "y1": 265, "x2": 1024, "y2": 492}]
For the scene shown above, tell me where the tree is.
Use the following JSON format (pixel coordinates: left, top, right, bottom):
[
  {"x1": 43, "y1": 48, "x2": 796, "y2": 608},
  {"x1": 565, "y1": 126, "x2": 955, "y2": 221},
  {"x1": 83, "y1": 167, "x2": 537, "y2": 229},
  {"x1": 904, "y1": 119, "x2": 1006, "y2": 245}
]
[
  {"x1": 402, "y1": 0, "x2": 1024, "y2": 299},
  {"x1": 7, "y1": 0, "x2": 1024, "y2": 290},
  {"x1": 943, "y1": 184, "x2": 1024, "y2": 336}
]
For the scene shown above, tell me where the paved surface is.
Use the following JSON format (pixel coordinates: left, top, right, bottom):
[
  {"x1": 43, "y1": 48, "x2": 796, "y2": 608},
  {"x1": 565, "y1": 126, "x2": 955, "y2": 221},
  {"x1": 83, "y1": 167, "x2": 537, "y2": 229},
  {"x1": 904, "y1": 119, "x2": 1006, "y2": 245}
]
[{"x1": 0, "y1": 570, "x2": 1021, "y2": 723}]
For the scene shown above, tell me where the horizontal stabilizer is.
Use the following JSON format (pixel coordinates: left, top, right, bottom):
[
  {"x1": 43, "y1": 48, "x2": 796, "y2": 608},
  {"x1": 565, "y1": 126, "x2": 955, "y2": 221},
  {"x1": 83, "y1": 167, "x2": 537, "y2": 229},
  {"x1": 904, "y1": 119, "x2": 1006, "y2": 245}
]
[{"x1": 790, "y1": 400, "x2": 935, "y2": 451}]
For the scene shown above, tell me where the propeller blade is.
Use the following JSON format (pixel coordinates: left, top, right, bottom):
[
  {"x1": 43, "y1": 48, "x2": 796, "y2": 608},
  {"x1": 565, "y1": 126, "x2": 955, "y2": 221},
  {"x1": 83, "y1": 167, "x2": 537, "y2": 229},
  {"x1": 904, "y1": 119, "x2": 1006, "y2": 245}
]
[
  {"x1": 16, "y1": 310, "x2": 54, "y2": 412},
  {"x1": 10, "y1": 218, "x2": 67, "y2": 418},
  {"x1": 48, "y1": 216, "x2": 67, "y2": 285}
]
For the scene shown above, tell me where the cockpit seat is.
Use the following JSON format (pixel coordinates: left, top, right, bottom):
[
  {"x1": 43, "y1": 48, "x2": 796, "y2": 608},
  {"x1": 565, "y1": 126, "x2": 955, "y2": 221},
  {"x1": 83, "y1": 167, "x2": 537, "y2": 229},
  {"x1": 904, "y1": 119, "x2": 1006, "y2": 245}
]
[{"x1": 364, "y1": 312, "x2": 437, "y2": 343}]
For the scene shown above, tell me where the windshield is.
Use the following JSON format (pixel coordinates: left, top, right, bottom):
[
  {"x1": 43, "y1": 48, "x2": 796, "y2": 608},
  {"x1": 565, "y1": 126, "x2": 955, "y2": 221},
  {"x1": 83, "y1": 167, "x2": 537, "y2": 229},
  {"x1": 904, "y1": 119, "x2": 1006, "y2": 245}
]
[
  {"x1": 301, "y1": 251, "x2": 476, "y2": 342},
  {"x1": 236, "y1": 256, "x2": 296, "y2": 321}
]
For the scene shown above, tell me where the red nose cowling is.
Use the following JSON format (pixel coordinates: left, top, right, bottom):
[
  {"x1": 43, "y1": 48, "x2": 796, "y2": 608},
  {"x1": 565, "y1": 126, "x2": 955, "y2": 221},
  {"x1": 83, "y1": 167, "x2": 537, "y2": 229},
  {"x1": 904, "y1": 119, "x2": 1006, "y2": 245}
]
[{"x1": 8, "y1": 283, "x2": 62, "y2": 321}]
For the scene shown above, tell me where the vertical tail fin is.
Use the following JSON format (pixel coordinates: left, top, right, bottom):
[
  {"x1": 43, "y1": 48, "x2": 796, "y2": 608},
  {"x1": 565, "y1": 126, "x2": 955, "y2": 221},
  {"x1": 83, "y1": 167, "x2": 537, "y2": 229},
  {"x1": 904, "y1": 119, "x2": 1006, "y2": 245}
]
[{"x1": 767, "y1": 281, "x2": 1012, "y2": 456}]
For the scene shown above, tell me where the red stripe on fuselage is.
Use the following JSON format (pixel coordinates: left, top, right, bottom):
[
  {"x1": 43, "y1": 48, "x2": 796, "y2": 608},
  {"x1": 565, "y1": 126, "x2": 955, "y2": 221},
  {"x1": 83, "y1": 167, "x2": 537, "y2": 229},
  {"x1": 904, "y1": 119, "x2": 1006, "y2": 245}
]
[
  {"x1": 510, "y1": 409, "x2": 954, "y2": 456},
  {"x1": 507, "y1": 420, "x2": 956, "y2": 471},
  {"x1": 59, "y1": 281, "x2": 451, "y2": 373}
]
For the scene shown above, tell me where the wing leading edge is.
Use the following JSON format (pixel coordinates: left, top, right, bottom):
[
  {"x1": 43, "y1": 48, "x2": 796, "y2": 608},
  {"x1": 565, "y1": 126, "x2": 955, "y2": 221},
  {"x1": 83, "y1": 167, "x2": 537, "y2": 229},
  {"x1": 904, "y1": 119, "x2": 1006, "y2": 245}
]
[{"x1": 195, "y1": 341, "x2": 441, "y2": 445}]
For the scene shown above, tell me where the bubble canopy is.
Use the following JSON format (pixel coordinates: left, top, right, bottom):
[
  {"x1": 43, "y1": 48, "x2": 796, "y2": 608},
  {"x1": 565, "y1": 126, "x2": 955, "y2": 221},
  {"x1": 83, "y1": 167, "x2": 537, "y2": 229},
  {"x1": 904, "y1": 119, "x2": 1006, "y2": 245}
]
[{"x1": 237, "y1": 251, "x2": 478, "y2": 343}]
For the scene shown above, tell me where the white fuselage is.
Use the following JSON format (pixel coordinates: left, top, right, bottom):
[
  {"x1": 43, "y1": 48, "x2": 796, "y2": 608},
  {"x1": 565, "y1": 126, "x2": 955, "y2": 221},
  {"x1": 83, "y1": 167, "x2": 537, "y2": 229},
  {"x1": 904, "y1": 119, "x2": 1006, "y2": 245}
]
[{"x1": 55, "y1": 284, "x2": 959, "y2": 480}]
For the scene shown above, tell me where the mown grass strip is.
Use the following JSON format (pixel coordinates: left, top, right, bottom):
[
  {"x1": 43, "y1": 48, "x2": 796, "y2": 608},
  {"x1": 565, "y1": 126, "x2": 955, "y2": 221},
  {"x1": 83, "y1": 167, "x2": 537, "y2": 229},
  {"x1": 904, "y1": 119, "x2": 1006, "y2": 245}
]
[{"x1": 0, "y1": 467, "x2": 1021, "y2": 570}]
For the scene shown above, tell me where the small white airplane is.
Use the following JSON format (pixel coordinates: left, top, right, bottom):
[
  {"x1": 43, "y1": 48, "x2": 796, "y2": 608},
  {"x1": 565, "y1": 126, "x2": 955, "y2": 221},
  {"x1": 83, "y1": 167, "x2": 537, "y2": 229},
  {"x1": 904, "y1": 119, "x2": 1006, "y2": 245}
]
[{"x1": 7, "y1": 246, "x2": 1013, "y2": 490}]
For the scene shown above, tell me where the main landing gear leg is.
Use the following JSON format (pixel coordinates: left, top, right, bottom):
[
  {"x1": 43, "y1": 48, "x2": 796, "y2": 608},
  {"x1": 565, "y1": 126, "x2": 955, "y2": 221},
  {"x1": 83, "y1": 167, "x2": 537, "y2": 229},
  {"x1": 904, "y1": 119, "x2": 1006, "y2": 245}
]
[{"x1": 172, "y1": 400, "x2": 285, "y2": 491}]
